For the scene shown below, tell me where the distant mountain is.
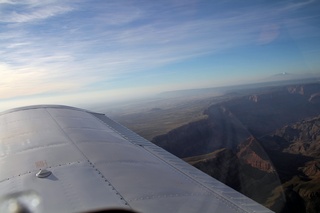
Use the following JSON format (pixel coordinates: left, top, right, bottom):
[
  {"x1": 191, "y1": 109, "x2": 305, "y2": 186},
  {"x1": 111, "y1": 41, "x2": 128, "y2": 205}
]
[
  {"x1": 158, "y1": 73, "x2": 320, "y2": 99},
  {"x1": 262, "y1": 72, "x2": 320, "y2": 83},
  {"x1": 216, "y1": 83, "x2": 320, "y2": 137},
  {"x1": 153, "y1": 83, "x2": 320, "y2": 156},
  {"x1": 152, "y1": 82, "x2": 320, "y2": 213}
]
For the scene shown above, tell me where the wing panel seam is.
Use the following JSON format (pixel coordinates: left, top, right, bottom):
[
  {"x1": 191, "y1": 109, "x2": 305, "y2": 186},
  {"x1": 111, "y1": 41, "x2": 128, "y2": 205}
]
[
  {"x1": 45, "y1": 109, "x2": 131, "y2": 208},
  {"x1": 0, "y1": 161, "x2": 83, "y2": 183}
]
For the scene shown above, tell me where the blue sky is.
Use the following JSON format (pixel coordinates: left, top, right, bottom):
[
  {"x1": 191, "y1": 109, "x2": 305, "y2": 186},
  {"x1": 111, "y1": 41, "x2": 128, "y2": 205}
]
[{"x1": 1, "y1": 0, "x2": 320, "y2": 111}]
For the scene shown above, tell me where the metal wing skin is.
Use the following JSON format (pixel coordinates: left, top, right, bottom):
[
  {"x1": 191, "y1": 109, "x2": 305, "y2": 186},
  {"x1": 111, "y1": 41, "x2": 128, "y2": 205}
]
[{"x1": 0, "y1": 105, "x2": 273, "y2": 213}]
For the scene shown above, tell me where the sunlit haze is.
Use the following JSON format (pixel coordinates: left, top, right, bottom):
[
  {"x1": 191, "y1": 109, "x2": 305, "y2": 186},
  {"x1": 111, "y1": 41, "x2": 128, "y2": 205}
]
[{"x1": 1, "y1": 0, "x2": 320, "y2": 111}]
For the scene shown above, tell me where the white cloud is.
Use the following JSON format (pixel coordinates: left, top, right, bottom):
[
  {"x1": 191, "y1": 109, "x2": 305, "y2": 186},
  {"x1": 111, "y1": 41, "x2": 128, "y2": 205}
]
[
  {"x1": 0, "y1": 0, "x2": 17, "y2": 4},
  {"x1": 1, "y1": 6, "x2": 73, "y2": 23},
  {"x1": 281, "y1": 0, "x2": 315, "y2": 11},
  {"x1": 0, "y1": 0, "x2": 74, "y2": 23}
]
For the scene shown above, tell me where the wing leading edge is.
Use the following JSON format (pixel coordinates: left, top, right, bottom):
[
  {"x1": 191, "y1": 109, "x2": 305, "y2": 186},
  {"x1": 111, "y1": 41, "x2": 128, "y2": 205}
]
[{"x1": 0, "y1": 105, "x2": 273, "y2": 213}]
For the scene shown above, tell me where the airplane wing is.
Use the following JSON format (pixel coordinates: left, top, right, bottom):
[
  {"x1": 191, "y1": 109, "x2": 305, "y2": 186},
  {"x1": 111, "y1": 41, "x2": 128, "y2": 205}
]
[{"x1": 0, "y1": 105, "x2": 273, "y2": 213}]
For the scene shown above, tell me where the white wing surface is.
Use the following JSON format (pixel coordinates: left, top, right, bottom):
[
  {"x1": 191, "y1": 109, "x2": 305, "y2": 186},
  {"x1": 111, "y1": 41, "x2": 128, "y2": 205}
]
[{"x1": 0, "y1": 105, "x2": 273, "y2": 213}]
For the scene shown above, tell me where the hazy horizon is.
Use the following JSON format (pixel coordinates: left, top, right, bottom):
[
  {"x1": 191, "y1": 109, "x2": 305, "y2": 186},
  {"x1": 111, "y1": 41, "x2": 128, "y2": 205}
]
[{"x1": 1, "y1": 0, "x2": 320, "y2": 111}]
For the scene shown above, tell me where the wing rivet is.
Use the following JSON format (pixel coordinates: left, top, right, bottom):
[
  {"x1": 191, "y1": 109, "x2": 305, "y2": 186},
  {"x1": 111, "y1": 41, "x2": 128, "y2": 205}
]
[{"x1": 36, "y1": 169, "x2": 52, "y2": 178}]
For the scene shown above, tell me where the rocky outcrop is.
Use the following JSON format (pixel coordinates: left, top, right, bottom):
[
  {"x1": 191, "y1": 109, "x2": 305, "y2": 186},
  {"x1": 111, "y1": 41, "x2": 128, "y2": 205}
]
[
  {"x1": 237, "y1": 137, "x2": 275, "y2": 173},
  {"x1": 186, "y1": 148, "x2": 242, "y2": 191},
  {"x1": 248, "y1": 94, "x2": 259, "y2": 102},
  {"x1": 267, "y1": 173, "x2": 320, "y2": 213},
  {"x1": 262, "y1": 116, "x2": 320, "y2": 158},
  {"x1": 185, "y1": 147, "x2": 283, "y2": 207},
  {"x1": 287, "y1": 85, "x2": 304, "y2": 95},
  {"x1": 300, "y1": 160, "x2": 320, "y2": 178}
]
